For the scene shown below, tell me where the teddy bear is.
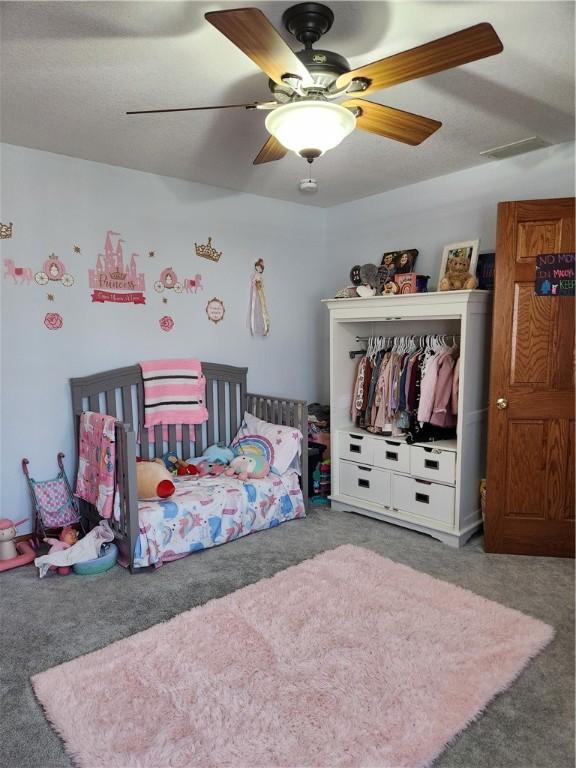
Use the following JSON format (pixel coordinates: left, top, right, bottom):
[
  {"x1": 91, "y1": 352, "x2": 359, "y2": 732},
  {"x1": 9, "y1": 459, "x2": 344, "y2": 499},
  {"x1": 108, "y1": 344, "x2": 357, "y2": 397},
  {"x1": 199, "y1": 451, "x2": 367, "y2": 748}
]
[
  {"x1": 136, "y1": 458, "x2": 176, "y2": 500},
  {"x1": 439, "y1": 254, "x2": 478, "y2": 291},
  {"x1": 382, "y1": 280, "x2": 399, "y2": 295},
  {"x1": 225, "y1": 455, "x2": 270, "y2": 482}
]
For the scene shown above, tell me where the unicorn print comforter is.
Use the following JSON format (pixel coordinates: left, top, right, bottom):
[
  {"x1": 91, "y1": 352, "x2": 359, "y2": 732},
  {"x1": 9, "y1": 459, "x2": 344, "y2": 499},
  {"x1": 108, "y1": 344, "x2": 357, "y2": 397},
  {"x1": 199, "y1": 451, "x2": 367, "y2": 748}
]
[{"x1": 133, "y1": 471, "x2": 305, "y2": 568}]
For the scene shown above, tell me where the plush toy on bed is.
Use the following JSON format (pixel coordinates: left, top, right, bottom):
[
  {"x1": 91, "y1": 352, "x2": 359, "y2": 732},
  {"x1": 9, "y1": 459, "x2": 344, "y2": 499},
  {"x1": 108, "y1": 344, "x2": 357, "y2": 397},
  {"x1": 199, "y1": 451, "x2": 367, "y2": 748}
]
[
  {"x1": 136, "y1": 459, "x2": 176, "y2": 500},
  {"x1": 225, "y1": 455, "x2": 270, "y2": 481},
  {"x1": 202, "y1": 444, "x2": 234, "y2": 465},
  {"x1": 197, "y1": 461, "x2": 228, "y2": 477},
  {"x1": 161, "y1": 451, "x2": 199, "y2": 477}
]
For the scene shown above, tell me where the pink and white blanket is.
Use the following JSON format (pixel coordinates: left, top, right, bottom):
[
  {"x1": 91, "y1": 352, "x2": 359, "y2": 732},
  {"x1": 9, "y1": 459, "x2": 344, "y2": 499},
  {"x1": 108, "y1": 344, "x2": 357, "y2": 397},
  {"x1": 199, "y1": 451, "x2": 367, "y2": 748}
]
[
  {"x1": 75, "y1": 412, "x2": 116, "y2": 519},
  {"x1": 140, "y1": 359, "x2": 209, "y2": 429}
]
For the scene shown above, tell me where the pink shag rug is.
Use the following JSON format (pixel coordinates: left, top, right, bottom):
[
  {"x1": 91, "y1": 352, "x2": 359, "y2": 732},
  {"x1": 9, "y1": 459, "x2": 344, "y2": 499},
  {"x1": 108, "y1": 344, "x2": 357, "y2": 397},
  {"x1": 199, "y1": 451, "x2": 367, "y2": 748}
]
[{"x1": 32, "y1": 545, "x2": 553, "y2": 768}]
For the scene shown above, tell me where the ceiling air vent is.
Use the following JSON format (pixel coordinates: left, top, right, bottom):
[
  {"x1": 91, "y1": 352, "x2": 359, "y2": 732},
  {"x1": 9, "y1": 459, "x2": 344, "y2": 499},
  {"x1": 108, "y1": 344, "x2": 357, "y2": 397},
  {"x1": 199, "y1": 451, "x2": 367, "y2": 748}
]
[{"x1": 480, "y1": 137, "x2": 550, "y2": 160}]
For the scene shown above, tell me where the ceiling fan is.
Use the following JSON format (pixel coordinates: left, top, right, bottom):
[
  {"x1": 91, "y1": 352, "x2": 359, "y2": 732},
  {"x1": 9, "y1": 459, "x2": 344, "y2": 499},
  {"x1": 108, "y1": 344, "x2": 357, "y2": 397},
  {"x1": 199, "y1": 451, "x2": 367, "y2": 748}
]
[{"x1": 127, "y1": 3, "x2": 503, "y2": 166}]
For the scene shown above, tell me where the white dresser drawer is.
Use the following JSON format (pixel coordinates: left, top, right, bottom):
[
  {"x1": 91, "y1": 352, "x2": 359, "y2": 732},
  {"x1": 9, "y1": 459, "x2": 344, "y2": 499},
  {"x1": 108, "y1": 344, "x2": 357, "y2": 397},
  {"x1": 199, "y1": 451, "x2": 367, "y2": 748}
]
[
  {"x1": 410, "y1": 445, "x2": 456, "y2": 485},
  {"x1": 373, "y1": 439, "x2": 410, "y2": 473},
  {"x1": 339, "y1": 432, "x2": 374, "y2": 465},
  {"x1": 392, "y1": 474, "x2": 455, "y2": 525},
  {"x1": 340, "y1": 460, "x2": 391, "y2": 507}
]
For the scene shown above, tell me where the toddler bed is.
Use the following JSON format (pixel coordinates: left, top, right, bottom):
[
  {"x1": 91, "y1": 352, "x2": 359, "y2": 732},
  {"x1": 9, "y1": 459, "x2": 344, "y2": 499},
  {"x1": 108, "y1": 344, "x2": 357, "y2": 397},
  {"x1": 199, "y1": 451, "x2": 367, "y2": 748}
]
[{"x1": 70, "y1": 363, "x2": 308, "y2": 571}]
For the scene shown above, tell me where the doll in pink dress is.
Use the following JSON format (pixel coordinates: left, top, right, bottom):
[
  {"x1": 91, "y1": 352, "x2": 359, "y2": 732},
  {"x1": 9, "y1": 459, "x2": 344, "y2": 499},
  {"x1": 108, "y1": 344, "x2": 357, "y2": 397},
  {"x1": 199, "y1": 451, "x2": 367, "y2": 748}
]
[{"x1": 44, "y1": 526, "x2": 78, "y2": 575}]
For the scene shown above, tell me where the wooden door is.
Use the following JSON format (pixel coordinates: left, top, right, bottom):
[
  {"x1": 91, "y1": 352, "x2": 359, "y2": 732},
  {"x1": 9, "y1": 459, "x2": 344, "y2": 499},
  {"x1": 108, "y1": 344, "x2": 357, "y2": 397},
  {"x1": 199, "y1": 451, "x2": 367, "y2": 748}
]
[{"x1": 485, "y1": 198, "x2": 575, "y2": 557}]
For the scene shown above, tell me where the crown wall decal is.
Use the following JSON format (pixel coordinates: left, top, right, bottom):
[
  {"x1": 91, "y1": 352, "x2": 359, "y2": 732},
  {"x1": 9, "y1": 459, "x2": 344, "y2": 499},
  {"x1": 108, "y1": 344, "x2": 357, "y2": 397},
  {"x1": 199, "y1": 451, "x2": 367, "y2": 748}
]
[
  {"x1": 0, "y1": 222, "x2": 13, "y2": 239},
  {"x1": 195, "y1": 236, "x2": 222, "y2": 263}
]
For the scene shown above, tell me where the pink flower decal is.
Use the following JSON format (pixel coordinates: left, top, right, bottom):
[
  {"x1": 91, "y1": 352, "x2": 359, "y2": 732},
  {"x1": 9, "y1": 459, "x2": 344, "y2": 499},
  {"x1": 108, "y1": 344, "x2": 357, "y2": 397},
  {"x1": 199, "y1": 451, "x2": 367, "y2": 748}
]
[
  {"x1": 44, "y1": 312, "x2": 63, "y2": 330},
  {"x1": 159, "y1": 315, "x2": 174, "y2": 332}
]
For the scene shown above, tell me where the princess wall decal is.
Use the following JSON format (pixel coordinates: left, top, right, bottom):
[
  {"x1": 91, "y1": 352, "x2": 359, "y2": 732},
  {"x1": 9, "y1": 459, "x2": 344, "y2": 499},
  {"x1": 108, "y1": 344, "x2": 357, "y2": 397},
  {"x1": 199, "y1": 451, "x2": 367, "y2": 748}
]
[{"x1": 250, "y1": 258, "x2": 270, "y2": 336}]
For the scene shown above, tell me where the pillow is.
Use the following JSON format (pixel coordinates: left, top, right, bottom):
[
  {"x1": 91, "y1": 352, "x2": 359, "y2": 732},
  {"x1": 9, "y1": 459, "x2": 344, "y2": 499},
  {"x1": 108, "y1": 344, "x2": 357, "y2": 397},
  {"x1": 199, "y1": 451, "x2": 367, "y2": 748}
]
[{"x1": 231, "y1": 411, "x2": 302, "y2": 475}]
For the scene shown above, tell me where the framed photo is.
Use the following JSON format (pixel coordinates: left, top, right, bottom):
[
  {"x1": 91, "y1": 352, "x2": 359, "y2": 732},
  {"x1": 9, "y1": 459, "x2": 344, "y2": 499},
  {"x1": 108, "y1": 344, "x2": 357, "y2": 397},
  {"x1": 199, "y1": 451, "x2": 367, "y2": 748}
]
[
  {"x1": 378, "y1": 249, "x2": 418, "y2": 291},
  {"x1": 438, "y1": 240, "x2": 480, "y2": 289},
  {"x1": 394, "y1": 272, "x2": 417, "y2": 294},
  {"x1": 476, "y1": 252, "x2": 495, "y2": 290}
]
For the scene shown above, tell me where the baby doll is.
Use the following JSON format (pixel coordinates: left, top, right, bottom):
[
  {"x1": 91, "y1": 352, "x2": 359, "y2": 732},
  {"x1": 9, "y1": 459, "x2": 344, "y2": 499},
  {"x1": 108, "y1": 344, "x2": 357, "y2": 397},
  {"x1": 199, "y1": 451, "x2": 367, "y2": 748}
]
[{"x1": 44, "y1": 526, "x2": 78, "y2": 575}]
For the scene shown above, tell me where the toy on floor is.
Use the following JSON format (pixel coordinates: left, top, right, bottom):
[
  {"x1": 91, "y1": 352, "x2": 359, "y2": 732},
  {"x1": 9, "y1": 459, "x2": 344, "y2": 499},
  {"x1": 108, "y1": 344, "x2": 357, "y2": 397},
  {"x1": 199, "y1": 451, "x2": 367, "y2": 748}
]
[
  {"x1": 0, "y1": 517, "x2": 36, "y2": 573},
  {"x1": 44, "y1": 526, "x2": 79, "y2": 576},
  {"x1": 35, "y1": 521, "x2": 114, "y2": 578},
  {"x1": 136, "y1": 459, "x2": 176, "y2": 500},
  {"x1": 72, "y1": 541, "x2": 118, "y2": 575},
  {"x1": 225, "y1": 455, "x2": 270, "y2": 481},
  {"x1": 22, "y1": 454, "x2": 82, "y2": 539}
]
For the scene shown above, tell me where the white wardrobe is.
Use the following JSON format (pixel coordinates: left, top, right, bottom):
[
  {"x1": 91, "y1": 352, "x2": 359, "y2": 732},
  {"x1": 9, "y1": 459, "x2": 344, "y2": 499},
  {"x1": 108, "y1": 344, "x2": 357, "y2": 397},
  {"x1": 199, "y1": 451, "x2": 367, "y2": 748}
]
[{"x1": 323, "y1": 291, "x2": 492, "y2": 547}]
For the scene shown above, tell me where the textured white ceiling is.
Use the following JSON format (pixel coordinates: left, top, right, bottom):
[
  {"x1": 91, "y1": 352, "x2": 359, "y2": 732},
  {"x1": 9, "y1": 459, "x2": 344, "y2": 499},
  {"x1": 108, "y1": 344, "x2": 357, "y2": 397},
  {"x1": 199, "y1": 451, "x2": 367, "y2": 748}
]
[{"x1": 1, "y1": 1, "x2": 574, "y2": 207}]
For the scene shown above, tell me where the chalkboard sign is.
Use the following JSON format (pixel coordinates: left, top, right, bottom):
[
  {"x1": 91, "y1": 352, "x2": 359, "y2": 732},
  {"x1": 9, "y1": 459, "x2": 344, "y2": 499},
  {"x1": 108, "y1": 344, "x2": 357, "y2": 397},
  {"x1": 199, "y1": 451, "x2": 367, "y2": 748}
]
[{"x1": 535, "y1": 253, "x2": 575, "y2": 296}]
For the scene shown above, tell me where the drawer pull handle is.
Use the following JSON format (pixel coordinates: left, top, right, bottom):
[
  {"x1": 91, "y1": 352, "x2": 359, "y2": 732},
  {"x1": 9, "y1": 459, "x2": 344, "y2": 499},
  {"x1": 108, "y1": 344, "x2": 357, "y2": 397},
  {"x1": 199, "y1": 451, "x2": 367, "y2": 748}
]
[
  {"x1": 386, "y1": 451, "x2": 398, "y2": 461},
  {"x1": 415, "y1": 492, "x2": 429, "y2": 504},
  {"x1": 385, "y1": 440, "x2": 400, "y2": 446},
  {"x1": 424, "y1": 459, "x2": 439, "y2": 470},
  {"x1": 358, "y1": 466, "x2": 372, "y2": 472},
  {"x1": 350, "y1": 444, "x2": 361, "y2": 453},
  {"x1": 358, "y1": 479, "x2": 370, "y2": 489},
  {"x1": 349, "y1": 435, "x2": 363, "y2": 441}
]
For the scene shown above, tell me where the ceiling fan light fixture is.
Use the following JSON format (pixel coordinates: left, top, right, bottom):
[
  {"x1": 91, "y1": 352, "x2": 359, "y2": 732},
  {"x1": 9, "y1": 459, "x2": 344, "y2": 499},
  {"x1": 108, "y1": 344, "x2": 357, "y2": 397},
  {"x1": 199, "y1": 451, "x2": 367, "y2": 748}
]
[{"x1": 265, "y1": 101, "x2": 356, "y2": 158}]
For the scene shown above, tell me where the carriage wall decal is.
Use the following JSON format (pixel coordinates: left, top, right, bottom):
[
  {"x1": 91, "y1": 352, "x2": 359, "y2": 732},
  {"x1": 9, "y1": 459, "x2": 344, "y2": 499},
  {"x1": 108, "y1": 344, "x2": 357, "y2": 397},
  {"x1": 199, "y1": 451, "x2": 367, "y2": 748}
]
[{"x1": 35, "y1": 253, "x2": 74, "y2": 287}]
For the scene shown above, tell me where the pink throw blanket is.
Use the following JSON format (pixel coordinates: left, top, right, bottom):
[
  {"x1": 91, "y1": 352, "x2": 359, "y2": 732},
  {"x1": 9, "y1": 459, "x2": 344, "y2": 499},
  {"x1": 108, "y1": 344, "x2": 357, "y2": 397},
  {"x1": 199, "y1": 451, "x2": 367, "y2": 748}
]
[
  {"x1": 75, "y1": 412, "x2": 116, "y2": 519},
  {"x1": 140, "y1": 359, "x2": 208, "y2": 429}
]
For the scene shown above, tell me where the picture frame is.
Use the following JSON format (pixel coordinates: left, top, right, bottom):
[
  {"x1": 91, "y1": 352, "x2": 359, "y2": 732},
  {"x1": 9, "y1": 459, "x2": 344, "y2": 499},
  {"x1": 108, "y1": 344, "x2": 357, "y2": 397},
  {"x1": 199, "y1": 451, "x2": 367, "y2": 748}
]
[
  {"x1": 438, "y1": 240, "x2": 480, "y2": 289},
  {"x1": 476, "y1": 252, "x2": 495, "y2": 290},
  {"x1": 378, "y1": 249, "x2": 418, "y2": 291}
]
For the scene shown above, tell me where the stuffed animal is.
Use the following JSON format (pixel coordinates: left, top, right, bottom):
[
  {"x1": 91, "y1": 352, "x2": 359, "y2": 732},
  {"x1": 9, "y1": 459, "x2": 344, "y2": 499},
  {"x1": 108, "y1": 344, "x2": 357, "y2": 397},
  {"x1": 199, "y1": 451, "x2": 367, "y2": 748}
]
[
  {"x1": 161, "y1": 451, "x2": 199, "y2": 476},
  {"x1": 44, "y1": 526, "x2": 79, "y2": 575},
  {"x1": 382, "y1": 280, "x2": 399, "y2": 295},
  {"x1": 197, "y1": 461, "x2": 228, "y2": 477},
  {"x1": 439, "y1": 254, "x2": 478, "y2": 291},
  {"x1": 356, "y1": 284, "x2": 376, "y2": 297},
  {"x1": 202, "y1": 444, "x2": 234, "y2": 465},
  {"x1": 0, "y1": 517, "x2": 28, "y2": 561},
  {"x1": 136, "y1": 459, "x2": 175, "y2": 500},
  {"x1": 225, "y1": 455, "x2": 270, "y2": 481}
]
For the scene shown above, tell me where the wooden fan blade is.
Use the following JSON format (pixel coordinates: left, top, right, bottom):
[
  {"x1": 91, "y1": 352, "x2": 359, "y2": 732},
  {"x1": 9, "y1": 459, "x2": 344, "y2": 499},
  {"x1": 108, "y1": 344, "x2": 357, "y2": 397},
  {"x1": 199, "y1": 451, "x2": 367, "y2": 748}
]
[
  {"x1": 126, "y1": 102, "x2": 266, "y2": 115},
  {"x1": 343, "y1": 99, "x2": 442, "y2": 145},
  {"x1": 205, "y1": 8, "x2": 313, "y2": 88},
  {"x1": 336, "y1": 23, "x2": 503, "y2": 95},
  {"x1": 253, "y1": 136, "x2": 287, "y2": 165}
]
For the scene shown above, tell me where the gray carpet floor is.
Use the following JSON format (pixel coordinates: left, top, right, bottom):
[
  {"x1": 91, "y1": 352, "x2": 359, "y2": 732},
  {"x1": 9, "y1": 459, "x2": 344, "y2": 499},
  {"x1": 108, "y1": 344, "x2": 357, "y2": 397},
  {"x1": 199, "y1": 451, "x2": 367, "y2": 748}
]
[{"x1": 1, "y1": 507, "x2": 574, "y2": 768}]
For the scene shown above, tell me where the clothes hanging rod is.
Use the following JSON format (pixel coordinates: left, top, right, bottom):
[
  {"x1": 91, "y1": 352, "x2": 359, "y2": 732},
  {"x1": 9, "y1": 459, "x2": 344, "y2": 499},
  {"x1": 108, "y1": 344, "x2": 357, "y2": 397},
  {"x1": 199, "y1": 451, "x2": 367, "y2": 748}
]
[{"x1": 355, "y1": 334, "x2": 460, "y2": 343}]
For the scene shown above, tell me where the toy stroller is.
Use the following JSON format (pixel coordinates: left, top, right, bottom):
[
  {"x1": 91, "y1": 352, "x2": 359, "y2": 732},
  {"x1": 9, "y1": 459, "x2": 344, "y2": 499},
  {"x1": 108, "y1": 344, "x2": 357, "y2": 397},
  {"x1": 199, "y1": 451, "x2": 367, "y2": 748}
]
[{"x1": 22, "y1": 453, "x2": 83, "y2": 539}]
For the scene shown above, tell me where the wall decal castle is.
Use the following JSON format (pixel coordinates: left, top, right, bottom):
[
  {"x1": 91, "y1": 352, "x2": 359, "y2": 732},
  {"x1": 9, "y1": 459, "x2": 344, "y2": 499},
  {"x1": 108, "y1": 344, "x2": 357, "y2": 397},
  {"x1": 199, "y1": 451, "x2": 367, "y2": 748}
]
[{"x1": 89, "y1": 230, "x2": 146, "y2": 304}]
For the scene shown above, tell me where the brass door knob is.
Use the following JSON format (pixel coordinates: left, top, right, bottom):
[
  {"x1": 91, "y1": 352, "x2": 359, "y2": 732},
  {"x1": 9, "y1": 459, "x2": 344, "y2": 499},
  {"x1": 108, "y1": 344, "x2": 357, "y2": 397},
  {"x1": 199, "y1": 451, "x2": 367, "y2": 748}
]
[{"x1": 496, "y1": 397, "x2": 508, "y2": 410}]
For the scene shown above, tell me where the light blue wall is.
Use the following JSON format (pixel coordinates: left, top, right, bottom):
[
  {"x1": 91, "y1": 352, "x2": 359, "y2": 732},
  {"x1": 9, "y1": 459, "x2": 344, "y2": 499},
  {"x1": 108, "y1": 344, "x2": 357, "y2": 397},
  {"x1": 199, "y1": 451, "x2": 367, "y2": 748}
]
[{"x1": 0, "y1": 144, "x2": 329, "y2": 531}]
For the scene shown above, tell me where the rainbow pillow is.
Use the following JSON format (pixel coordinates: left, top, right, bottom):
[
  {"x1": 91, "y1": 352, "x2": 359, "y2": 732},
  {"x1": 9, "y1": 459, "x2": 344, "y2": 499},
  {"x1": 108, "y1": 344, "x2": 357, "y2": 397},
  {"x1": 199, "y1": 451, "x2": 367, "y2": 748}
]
[{"x1": 231, "y1": 412, "x2": 302, "y2": 475}]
